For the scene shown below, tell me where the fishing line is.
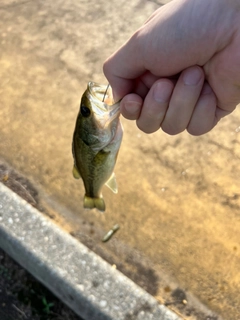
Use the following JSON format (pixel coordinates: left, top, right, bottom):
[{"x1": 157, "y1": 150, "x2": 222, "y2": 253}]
[{"x1": 102, "y1": 84, "x2": 110, "y2": 102}]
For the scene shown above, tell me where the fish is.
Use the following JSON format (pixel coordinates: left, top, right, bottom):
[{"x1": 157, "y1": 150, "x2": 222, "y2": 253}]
[{"x1": 72, "y1": 82, "x2": 123, "y2": 212}]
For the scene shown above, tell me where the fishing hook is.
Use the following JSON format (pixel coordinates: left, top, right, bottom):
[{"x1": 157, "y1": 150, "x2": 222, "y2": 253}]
[{"x1": 102, "y1": 84, "x2": 110, "y2": 102}]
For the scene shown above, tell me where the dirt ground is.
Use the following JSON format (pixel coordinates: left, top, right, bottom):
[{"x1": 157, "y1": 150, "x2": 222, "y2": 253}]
[{"x1": 0, "y1": 161, "x2": 222, "y2": 320}]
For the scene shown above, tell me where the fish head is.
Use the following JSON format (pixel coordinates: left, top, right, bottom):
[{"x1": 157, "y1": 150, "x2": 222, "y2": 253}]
[
  {"x1": 76, "y1": 82, "x2": 121, "y2": 150},
  {"x1": 86, "y1": 82, "x2": 120, "y2": 127}
]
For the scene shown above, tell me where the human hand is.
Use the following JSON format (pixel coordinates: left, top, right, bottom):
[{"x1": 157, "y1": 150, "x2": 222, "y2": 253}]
[{"x1": 103, "y1": 0, "x2": 240, "y2": 135}]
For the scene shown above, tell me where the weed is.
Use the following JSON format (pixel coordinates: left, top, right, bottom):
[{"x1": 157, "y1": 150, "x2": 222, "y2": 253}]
[
  {"x1": 42, "y1": 297, "x2": 54, "y2": 314},
  {"x1": 0, "y1": 248, "x2": 83, "y2": 320}
]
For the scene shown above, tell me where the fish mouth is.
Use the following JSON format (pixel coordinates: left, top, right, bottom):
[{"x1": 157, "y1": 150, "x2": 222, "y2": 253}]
[
  {"x1": 87, "y1": 82, "x2": 121, "y2": 128},
  {"x1": 88, "y1": 82, "x2": 113, "y2": 106},
  {"x1": 103, "y1": 102, "x2": 120, "y2": 128}
]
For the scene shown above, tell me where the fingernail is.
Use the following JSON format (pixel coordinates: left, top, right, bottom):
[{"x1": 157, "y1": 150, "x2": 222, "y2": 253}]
[
  {"x1": 183, "y1": 67, "x2": 202, "y2": 86},
  {"x1": 153, "y1": 81, "x2": 172, "y2": 102}
]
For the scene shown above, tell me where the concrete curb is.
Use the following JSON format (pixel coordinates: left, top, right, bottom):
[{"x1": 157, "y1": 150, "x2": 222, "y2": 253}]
[{"x1": 0, "y1": 183, "x2": 180, "y2": 320}]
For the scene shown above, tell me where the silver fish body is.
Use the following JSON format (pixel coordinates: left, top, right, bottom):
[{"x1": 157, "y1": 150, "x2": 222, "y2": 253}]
[{"x1": 72, "y1": 82, "x2": 123, "y2": 212}]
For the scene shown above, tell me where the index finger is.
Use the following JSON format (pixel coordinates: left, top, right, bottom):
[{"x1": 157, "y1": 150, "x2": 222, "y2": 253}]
[{"x1": 103, "y1": 34, "x2": 146, "y2": 101}]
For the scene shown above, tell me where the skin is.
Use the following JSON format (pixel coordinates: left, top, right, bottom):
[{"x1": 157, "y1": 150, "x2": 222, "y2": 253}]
[{"x1": 103, "y1": 0, "x2": 240, "y2": 135}]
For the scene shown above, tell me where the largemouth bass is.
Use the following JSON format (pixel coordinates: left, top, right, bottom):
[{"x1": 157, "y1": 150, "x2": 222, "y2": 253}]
[{"x1": 72, "y1": 82, "x2": 123, "y2": 212}]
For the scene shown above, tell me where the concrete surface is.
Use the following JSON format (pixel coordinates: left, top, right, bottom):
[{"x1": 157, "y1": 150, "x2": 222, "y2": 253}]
[
  {"x1": 0, "y1": 0, "x2": 240, "y2": 319},
  {"x1": 0, "y1": 182, "x2": 180, "y2": 320}
]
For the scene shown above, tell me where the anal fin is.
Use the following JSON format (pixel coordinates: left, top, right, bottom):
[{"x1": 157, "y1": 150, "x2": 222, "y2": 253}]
[{"x1": 105, "y1": 172, "x2": 118, "y2": 194}]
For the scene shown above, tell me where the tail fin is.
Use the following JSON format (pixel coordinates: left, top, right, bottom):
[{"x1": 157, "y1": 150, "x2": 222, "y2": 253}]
[{"x1": 83, "y1": 195, "x2": 106, "y2": 212}]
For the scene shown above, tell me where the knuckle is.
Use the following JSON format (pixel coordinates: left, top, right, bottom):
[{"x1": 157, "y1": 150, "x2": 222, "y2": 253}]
[
  {"x1": 136, "y1": 120, "x2": 155, "y2": 134},
  {"x1": 187, "y1": 126, "x2": 204, "y2": 136},
  {"x1": 161, "y1": 121, "x2": 185, "y2": 135},
  {"x1": 187, "y1": 122, "x2": 211, "y2": 136}
]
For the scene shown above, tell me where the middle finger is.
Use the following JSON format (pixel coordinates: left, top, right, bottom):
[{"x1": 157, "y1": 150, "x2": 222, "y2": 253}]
[{"x1": 161, "y1": 66, "x2": 204, "y2": 135}]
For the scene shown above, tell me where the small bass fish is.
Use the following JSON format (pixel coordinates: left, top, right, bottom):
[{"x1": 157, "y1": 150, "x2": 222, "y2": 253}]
[{"x1": 72, "y1": 82, "x2": 123, "y2": 212}]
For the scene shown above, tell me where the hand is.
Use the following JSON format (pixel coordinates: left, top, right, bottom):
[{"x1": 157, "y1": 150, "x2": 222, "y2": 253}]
[{"x1": 103, "y1": 0, "x2": 240, "y2": 135}]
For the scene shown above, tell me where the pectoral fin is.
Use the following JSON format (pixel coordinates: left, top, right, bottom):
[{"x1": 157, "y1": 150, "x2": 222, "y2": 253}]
[
  {"x1": 105, "y1": 172, "x2": 118, "y2": 194},
  {"x1": 72, "y1": 165, "x2": 81, "y2": 179}
]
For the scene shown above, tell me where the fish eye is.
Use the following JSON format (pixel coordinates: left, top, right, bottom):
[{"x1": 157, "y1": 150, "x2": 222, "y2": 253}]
[{"x1": 80, "y1": 105, "x2": 91, "y2": 117}]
